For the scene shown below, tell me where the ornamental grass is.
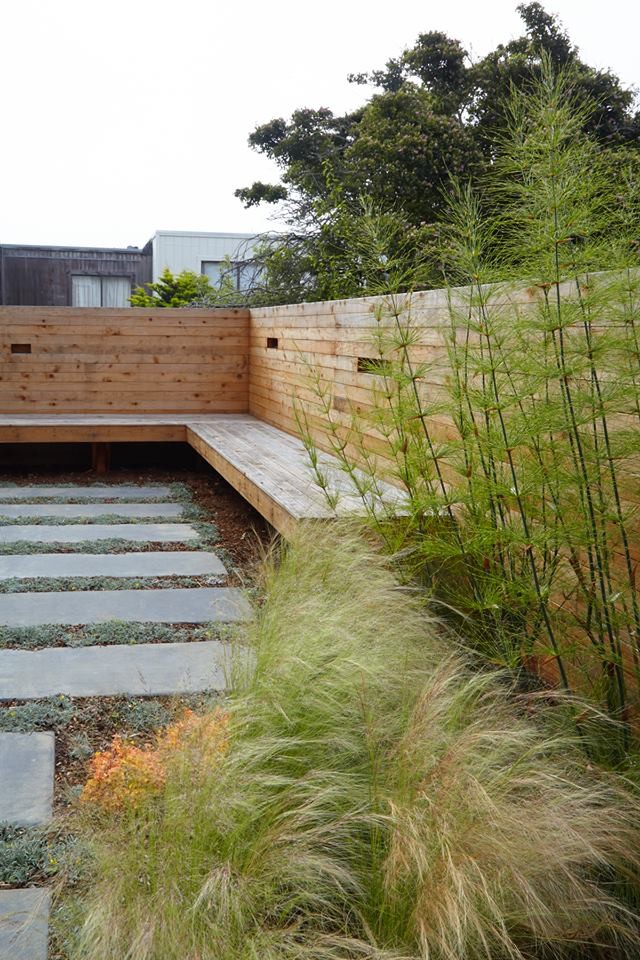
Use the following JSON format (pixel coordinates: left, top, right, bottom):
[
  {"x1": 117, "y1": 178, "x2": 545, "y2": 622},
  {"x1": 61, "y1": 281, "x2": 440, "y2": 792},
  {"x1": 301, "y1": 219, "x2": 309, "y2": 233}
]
[{"x1": 64, "y1": 523, "x2": 640, "y2": 960}]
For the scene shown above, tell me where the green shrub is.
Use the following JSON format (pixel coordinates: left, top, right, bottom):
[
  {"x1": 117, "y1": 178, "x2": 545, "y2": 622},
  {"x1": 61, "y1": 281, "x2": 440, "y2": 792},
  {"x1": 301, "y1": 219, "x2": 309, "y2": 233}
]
[{"x1": 67, "y1": 524, "x2": 640, "y2": 959}]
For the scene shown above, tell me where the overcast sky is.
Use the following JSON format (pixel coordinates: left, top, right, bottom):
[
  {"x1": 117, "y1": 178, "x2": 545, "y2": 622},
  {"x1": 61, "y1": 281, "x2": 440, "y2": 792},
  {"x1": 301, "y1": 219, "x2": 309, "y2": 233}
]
[{"x1": 2, "y1": 0, "x2": 638, "y2": 249}]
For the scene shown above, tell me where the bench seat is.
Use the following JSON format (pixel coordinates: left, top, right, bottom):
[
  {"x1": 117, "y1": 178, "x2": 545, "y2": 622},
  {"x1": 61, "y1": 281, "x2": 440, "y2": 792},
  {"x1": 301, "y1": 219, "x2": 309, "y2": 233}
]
[{"x1": 0, "y1": 414, "x2": 405, "y2": 535}]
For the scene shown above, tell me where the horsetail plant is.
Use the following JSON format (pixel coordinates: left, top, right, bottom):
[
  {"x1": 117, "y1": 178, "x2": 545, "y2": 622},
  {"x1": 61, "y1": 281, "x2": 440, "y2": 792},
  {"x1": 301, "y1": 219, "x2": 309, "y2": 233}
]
[{"x1": 297, "y1": 62, "x2": 640, "y2": 751}]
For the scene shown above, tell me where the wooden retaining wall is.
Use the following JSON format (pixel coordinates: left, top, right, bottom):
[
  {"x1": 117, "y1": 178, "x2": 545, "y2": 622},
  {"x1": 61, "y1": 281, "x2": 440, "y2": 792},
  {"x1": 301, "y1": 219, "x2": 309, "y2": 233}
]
[
  {"x1": 0, "y1": 307, "x2": 250, "y2": 413},
  {"x1": 250, "y1": 289, "x2": 476, "y2": 460},
  {"x1": 250, "y1": 289, "x2": 639, "y2": 690}
]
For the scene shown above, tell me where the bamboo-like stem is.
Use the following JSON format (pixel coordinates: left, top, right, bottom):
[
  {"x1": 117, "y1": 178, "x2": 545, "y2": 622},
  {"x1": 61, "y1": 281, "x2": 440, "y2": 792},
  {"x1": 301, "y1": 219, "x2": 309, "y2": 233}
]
[
  {"x1": 573, "y1": 271, "x2": 640, "y2": 684},
  {"x1": 474, "y1": 280, "x2": 570, "y2": 688}
]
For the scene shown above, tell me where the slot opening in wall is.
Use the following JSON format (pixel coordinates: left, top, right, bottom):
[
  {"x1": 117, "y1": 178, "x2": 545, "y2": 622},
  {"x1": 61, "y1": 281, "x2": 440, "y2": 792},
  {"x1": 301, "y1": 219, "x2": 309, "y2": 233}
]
[
  {"x1": 266, "y1": 337, "x2": 279, "y2": 349},
  {"x1": 11, "y1": 343, "x2": 31, "y2": 354},
  {"x1": 357, "y1": 356, "x2": 391, "y2": 375}
]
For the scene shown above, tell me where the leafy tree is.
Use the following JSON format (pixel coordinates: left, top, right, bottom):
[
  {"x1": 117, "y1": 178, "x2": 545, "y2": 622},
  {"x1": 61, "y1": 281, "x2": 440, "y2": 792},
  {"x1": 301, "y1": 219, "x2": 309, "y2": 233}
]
[
  {"x1": 130, "y1": 268, "x2": 216, "y2": 307},
  {"x1": 342, "y1": 85, "x2": 478, "y2": 225},
  {"x1": 234, "y1": 3, "x2": 638, "y2": 305},
  {"x1": 237, "y1": 3, "x2": 638, "y2": 226},
  {"x1": 129, "y1": 267, "x2": 244, "y2": 308}
]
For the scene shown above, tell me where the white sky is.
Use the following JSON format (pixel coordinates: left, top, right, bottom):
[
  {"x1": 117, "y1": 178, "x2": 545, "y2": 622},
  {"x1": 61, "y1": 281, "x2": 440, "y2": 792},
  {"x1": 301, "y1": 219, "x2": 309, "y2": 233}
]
[{"x1": 1, "y1": 0, "x2": 638, "y2": 248}]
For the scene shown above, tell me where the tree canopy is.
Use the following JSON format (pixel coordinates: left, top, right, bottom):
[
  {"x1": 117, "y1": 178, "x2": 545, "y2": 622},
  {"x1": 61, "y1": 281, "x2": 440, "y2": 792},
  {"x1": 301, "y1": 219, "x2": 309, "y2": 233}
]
[
  {"x1": 234, "y1": 3, "x2": 639, "y2": 304},
  {"x1": 236, "y1": 2, "x2": 639, "y2": 231}
]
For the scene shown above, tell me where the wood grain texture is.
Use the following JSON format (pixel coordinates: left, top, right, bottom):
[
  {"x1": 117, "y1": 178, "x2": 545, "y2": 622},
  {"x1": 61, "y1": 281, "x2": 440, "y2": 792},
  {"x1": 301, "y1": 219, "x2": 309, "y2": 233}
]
[
  {"x1": 0, "y1": 307, "x2": 250, "y2": 413},
  {"x1": 0, "y1": 413, "x2": 405, "y2": 536}
]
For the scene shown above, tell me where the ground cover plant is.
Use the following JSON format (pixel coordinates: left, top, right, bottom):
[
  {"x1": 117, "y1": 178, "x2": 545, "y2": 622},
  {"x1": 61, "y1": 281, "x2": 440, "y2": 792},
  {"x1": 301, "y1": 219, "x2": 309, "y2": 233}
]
[
  {"x1": 0, "y1": 621, "x2": 233, "y2": 649},
  {"x1": 61, "y1": 524, "x2": 640, "y2": 960},
  {"x1": 296, "y1": 64, "x2": 640, "y2": 753},
  {"x1": 0, "y1": 824, "x2": 79, "y2": 888},
  {"x1": 0, "y1": 574, "x2": 225, "y2": 594},
  {"x1": 0, "y1": 526, "x2": 219, "y2": 556}
]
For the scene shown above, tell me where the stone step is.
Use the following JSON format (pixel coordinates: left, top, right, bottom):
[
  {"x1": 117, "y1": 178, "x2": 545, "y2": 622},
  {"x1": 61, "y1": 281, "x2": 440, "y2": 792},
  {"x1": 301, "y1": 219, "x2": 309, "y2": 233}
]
[
  {"x1": 0, "y1": 484, "x2": 172, "y2": 500},
  {"x1": 0, "y1": 502, "x2": 184, "y2": 519},
  {"x1": 0, "y1": 889, "x2": 50, "y2": 959},
  {"x1": 0, "y1": 551, "x2": 226, "y2": 580},
  {"x1": 0, "y1": 523, "x2": 200, "y2": 544},
  {"x1": 0, "y1": 586, "x2": 248, "y2": 627},
  {"x1": 0, "y1": 733, "x2": 54, "y2": 827},
  {"x1": 0, "y1": 639, "x2": 232, "y2": 699}
]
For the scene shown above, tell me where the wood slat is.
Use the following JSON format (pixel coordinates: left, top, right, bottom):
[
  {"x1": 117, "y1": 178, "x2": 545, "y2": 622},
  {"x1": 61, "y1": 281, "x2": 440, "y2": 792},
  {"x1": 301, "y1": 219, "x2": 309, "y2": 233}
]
[{"x1": 0, "y1": 307, "x2": 249, "y2": 414}]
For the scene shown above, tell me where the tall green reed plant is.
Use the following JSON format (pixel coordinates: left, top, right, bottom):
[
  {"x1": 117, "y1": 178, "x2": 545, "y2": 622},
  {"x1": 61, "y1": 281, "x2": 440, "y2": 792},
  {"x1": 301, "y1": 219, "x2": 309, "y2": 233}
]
[{"x1": 296, "y1": 64, "x2": 640, "y2": 744}]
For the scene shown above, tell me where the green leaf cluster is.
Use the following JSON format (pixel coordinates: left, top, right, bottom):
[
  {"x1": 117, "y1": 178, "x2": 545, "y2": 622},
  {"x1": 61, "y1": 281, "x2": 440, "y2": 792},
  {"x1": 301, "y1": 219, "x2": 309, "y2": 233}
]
[
  {"x1": 130, "y1": 267, "x2": 234, "y2": 308},
  {"x1": 235, "y1": 3, "x2": 639, "y2": 305}
]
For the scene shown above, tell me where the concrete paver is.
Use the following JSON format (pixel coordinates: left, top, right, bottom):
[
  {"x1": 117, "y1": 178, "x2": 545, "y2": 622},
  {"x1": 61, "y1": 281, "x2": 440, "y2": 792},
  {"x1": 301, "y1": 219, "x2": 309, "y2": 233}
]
[
  {"x1": 0, "y1": 485, "x2": 173, "y2": 500},
  {"x1": 0, "y1": 523, "x2": 200, "y2": 544},
  {"x1": 0, "y1": 889, "x2": 50, "y2": 960},
  {"x1": 0, "y1": 639, "x2": 233, "y2": 699},
  {"x1": 0, "y1": 503, "x2": 184, "y2": 519},
  {"x1": 0, "y1": 587, "x2": 248, "y2": 627},
  {"x1": 0, "y1": 733, "x2": 54, "y2": 826},
  {"x1": 0, "y1": 551, "x2": 226, "y2": 580}
]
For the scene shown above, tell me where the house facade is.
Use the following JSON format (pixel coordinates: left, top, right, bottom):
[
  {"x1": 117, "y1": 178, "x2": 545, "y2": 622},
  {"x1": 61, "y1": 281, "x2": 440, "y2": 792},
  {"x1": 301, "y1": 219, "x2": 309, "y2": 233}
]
[
  {"x1": 0, "y1": 231, "x2": 258, "y2": 306},
  {"x1": 151, "y1": 231, "x2": 257, "y2": 289},
  {"x1": 0, "y1": 242, "x2": 153, "y2": 307}
]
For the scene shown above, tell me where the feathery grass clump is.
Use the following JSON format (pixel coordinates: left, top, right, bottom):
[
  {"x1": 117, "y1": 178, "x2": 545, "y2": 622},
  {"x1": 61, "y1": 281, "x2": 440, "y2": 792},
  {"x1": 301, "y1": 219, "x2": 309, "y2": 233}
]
[{"x1": 64, "y1": 525, "x2": 640, "y2": 959}]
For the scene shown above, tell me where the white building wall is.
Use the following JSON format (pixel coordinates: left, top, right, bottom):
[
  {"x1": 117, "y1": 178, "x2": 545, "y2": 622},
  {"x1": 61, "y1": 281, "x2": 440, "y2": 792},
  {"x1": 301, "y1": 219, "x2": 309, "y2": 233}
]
[{"x1": 151, "y1": 231, "x2": 257, "y2": 282}]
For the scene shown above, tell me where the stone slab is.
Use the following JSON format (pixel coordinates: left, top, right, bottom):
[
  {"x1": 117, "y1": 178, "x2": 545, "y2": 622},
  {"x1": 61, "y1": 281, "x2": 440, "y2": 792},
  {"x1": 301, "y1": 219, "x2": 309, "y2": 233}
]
[
  {"x1": 0, "y1": 733, "x2": 54, "y2": 826},
  {"x1": 0, "y1": 640, "x2": 233, "y2": 699},
  {"x1": 0, "y1": 587, "x2": 249, "y2": 627},
  {"x1": 0, "y1": 889, "x2": 50, "y2": 960},
  {"x1": 0, "y1": 503, "x2": 184, "y2": 519},
  {"x1": 0, "y1": 485, "x2": 172, "y2": 500},
  {"x1": 0, "y1": 523, "x2": 200, "y2": 544},
  {"x1": 0, "y1": 551, "x2": 226, "y2": 580}
]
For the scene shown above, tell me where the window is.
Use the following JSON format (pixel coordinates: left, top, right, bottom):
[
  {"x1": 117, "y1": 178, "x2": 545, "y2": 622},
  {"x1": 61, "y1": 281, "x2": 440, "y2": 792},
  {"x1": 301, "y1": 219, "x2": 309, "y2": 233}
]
[
  {"x1": 202, "y1": 261, "x2": 225, "y2": 286},
  {"x1": 71, "y1": 275, "x2": 131, "y2": 307},
  {"x1": 201, "y1": 261, "x2": 260, "y2": 292}
]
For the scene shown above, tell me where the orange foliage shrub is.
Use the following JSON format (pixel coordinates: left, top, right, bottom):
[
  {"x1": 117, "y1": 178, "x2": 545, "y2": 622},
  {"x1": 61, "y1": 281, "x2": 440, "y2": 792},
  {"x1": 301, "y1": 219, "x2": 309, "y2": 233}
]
[
  {"x1": 81, "y1": 708, "x2": 229, "y2": 812},
  {"x1": 80, "y1": 736, "x2": 165, "y2": 812}
]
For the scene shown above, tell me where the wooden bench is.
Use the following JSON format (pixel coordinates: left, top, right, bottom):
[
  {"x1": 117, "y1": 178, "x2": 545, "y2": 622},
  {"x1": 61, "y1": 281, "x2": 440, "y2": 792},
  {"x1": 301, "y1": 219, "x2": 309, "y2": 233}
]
[{"x1": 0, "y1": 414, "x2": 404, "y2": 535}]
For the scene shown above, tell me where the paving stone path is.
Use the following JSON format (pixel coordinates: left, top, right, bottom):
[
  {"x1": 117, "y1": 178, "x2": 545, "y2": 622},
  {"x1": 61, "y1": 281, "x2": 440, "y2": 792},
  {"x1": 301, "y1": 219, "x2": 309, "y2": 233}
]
[
  {"x1": 0, "y1": 481, "x2": 249, "y2": 956},
  {"x1": 0, "y1": 522, "x2": 200, "y2": 544},
  {"x1": 0, "y1": 485, "x2": 173, "y2": 500},
  {"x1": 0, "y1": 586, "x2": 249, "y2": 627},
  {"x1": 0, "y1": 551, "x2": 226, "y2": 579},
  {"x1": 0, "y1": 502, "x2": 185, "y2": 519}
]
